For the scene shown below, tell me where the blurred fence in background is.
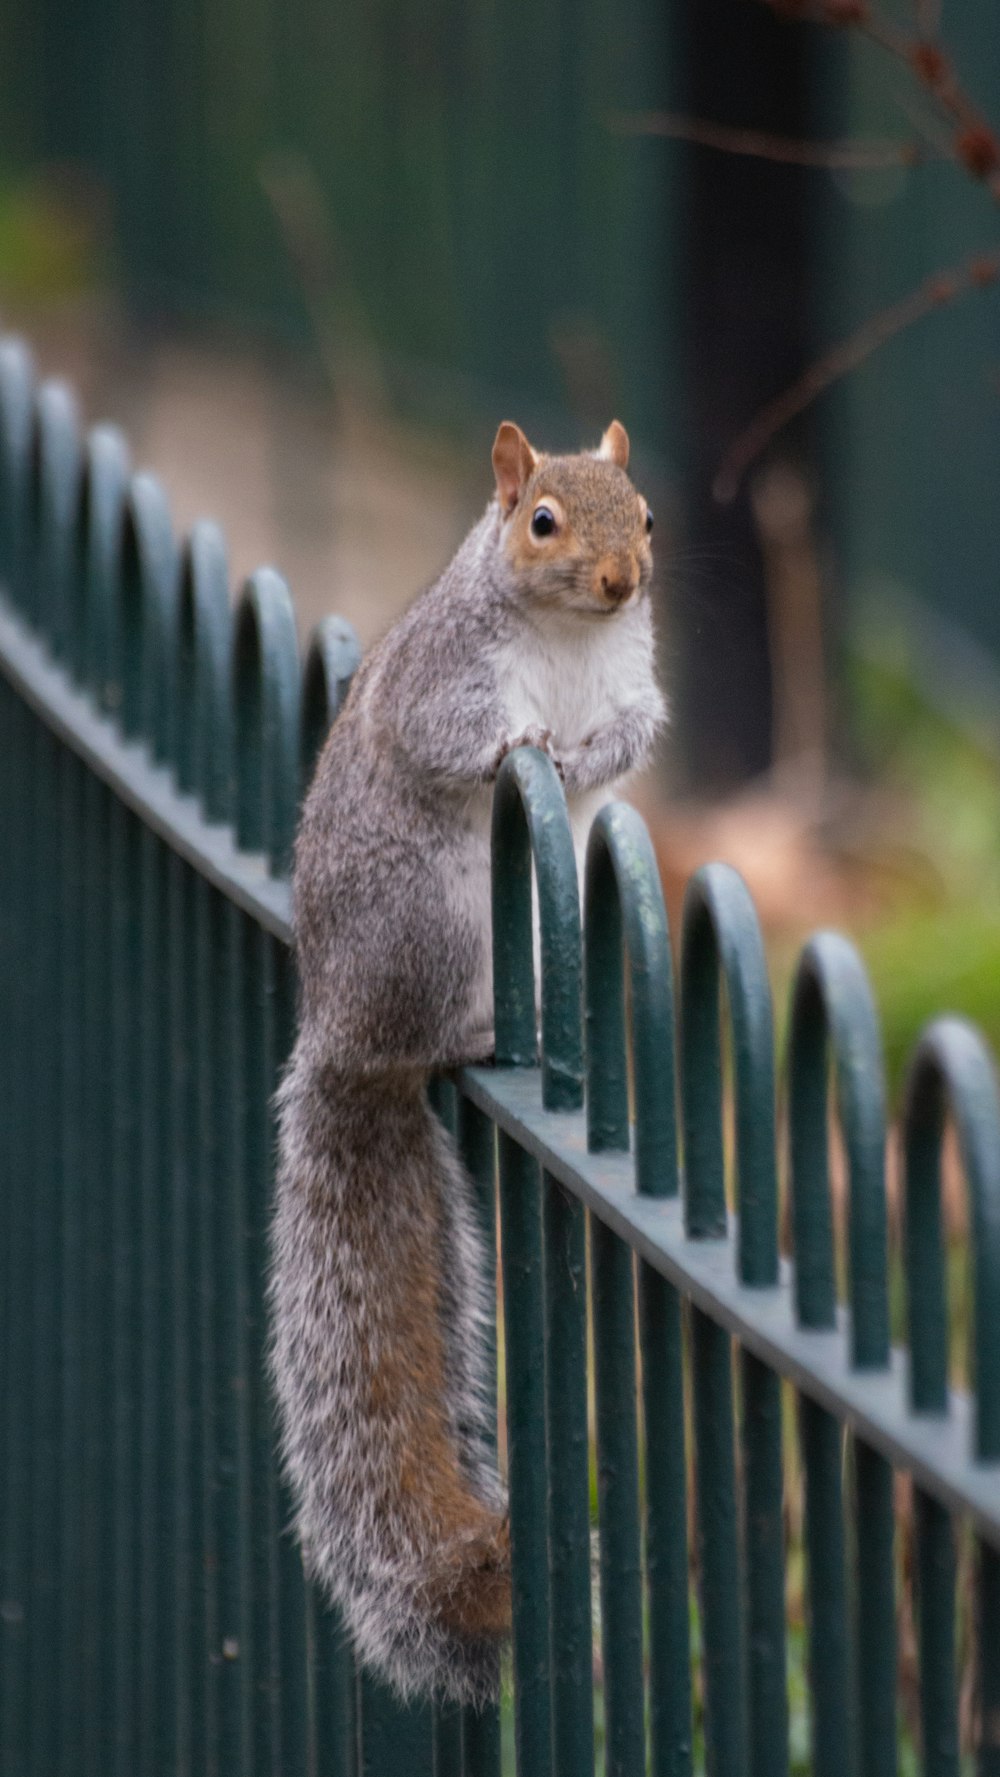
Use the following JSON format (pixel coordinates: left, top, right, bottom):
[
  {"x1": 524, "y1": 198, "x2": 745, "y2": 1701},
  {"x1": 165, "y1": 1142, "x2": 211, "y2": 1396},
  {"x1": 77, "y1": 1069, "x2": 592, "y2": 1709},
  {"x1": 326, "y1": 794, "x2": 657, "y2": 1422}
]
[{"x1": 3, "y1": 330, "x2": 1000, "y2": 1775}]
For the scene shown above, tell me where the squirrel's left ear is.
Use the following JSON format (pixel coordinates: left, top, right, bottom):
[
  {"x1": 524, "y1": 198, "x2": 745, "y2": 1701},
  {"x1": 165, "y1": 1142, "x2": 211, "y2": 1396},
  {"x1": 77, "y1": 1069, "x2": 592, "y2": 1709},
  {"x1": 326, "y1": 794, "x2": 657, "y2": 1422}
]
[
  {"x1": 598, "y1": 420, "x2": 630, "y2": 470},
  {"x1": 493, "y1": 422, "x2": 538, "y2": 514}
]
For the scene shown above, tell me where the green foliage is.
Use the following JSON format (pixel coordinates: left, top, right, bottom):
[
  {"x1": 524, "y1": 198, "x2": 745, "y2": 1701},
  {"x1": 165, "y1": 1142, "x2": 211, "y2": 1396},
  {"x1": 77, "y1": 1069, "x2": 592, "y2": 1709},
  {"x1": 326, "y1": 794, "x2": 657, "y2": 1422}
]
[
  {"x1": 0, "y1": 167, "x2": 102, "y2": 303},
  {"x1": 849, "y1": 640, "x2": 1000, "y2": 1090}
]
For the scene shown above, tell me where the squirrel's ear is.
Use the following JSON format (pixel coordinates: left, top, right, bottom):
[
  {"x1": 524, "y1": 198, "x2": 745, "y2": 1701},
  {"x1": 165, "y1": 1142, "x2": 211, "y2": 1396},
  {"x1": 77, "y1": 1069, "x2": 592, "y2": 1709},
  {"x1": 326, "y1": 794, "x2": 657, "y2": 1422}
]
[
  {"x1": 598, "y1": 420, "x2": 630, "y2": 470},
  {"x1": 492, "y1": 422, "x2": 538, "y2": 513}
]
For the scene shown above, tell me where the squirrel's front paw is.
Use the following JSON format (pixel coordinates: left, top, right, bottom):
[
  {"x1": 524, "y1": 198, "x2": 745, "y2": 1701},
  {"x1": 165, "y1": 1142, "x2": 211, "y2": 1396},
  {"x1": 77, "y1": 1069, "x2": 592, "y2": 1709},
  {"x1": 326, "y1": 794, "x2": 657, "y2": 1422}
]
[{"x1": 494, "y1": 727, "x2": 564, "y2": 781}]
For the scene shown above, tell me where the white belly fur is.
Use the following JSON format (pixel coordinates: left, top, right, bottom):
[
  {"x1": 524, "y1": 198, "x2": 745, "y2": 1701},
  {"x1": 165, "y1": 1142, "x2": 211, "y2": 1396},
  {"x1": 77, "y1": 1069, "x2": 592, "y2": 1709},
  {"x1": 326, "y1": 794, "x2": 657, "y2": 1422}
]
[{"x1": 446, "y1": 609, "x2": 650, "y2": 1047}]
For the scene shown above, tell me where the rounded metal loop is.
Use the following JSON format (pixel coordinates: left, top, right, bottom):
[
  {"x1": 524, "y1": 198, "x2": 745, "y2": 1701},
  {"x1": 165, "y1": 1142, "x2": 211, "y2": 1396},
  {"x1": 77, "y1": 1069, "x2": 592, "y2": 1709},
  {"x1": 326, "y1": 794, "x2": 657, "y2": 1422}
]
[
  {"x1": 492, "y1": 747, "x2": 582, "y2": 1111},
  {"x1": 902, "y1": 1017, "x2": 1000, "y2": 1460},
  {"x1": 787, "y1": 931, "x2": 889, "y2": 1367},
  {"x1": 119, "y1": 473, "x2": 179, "y2": 757},
  {"x1": 29, "y1": 380, "x2": 82, "y2": 651},
  {"x1": 176, "y1": 521, "x2": 233, "y2": 821},
  {"x1": 301, "y1": 614, "x2": 362, "y2": 788},
  {"x1": 583, "y1": 800, "x2": 678, "y2": 1196},
  {"x1": 680, "y1": 862, "x2": 778, "y2": 1287},
  {"x1": 231, "y1": 566, "x2": 300, "y2": 874},
  {"x1": 76, "y1": 424, "x2": 130, "y2": 705},
  {"x1": 0, "y1": 335, "x2": 35, "y2": 603}
]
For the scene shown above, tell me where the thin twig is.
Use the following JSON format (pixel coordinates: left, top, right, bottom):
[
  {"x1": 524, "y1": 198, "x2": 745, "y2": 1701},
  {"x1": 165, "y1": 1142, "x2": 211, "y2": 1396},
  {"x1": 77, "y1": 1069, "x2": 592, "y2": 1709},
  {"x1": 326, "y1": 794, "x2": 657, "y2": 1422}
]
[
  {"x1": 765, "y1": 1, "x2": 997, "y2": 149},
  {"x1": 610, "y1": 110, "x2": 931, "y2": 169},
  {"x1": 713, "y1": 248, "x2": 1000, "y2": 503}
]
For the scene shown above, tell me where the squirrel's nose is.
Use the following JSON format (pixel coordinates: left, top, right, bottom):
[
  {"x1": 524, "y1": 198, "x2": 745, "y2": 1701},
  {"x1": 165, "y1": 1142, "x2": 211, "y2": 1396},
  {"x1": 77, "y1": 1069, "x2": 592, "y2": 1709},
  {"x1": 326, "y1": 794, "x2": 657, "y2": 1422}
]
[{"x1": 596, "y1": 555, "x2": 638, "y2": 606}]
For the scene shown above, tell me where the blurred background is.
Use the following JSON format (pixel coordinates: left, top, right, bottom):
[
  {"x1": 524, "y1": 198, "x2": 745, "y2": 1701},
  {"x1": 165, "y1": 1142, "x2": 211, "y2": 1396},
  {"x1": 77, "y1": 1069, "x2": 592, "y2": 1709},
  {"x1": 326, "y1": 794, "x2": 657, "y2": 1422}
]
[{"x1": 2, "y1": 0, "x2": 1000, "y2": 1088}]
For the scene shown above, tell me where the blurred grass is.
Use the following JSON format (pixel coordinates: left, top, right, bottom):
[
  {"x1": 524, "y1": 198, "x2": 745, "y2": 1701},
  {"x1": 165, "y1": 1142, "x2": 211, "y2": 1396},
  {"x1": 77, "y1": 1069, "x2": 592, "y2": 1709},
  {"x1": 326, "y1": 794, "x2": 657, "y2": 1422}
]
[
  {"x1": 0, "y1": 164, "x2": 104, "y2": 304},
  {"x1": 849, "y1": 640, "x2": 1000, "y2": 1093}
]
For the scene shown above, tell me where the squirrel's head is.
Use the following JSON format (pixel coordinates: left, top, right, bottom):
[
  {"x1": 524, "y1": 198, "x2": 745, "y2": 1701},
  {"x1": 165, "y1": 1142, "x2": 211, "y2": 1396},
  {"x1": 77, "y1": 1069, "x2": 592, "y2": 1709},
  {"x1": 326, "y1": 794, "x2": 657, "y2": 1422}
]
[{"x1": 492, "y1": 420, "x2": 653, "y2": 618}]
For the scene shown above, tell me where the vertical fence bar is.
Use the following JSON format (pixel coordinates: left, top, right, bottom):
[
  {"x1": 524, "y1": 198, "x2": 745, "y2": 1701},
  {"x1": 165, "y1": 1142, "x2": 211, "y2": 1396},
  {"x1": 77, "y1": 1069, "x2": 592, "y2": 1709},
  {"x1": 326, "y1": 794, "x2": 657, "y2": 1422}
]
[
  {"x1": 903, "y1": 1020, "x2": 1000, "y2": 1777},
  {"x1": 120, "y1": 474, "x2": 180, "y2": 1777},
  {"x1": 788, "y1": 933, "x2": 895, "y2": 1777},
  {"x1": 542, "y1": 1169, "x2": 593, "y2": 1777},
  {"x1": 173, "y1": 526, "x2": 233, "y2": 1777},
  {"x1": 108, "y1": 788, "x2": 142, "y2": 1776},
  {"x1": 584, "y1": 804, "x2": 682, "y2": 1777},
  {"x1": 681, "y1": 864, "x2": 787, "y2": 1777},
  {"x1": 492, "y1": 746, "x2": 581, "y2": 1777},
  {"x1": 586, "y1": 808, "x2": 690, "y2": 1777},
  {"x1": 11, "y1": 326, "x2": 1000, "y2": 1777},
  {"x1": 29, "y1": 381, "x2": 82, "y2": 1777},
  {"x1": 57, "y1": 739, "x2": 88, "y2": 1777},
  {"x1": 74, "y1": 422, "x2": 130, "y2": 1777},
  {"x1": 233, "y1": 569, "x2": 303, "y2": 1773},
  {"x1": 217, "y1": 882, "x2": 254, "y2": 1773},
  {"x1": 178, "y1": 522, "x2": 232, "y2": 1776},
  {"x1": 539, "y1": 786, "x2": 589, "y2": 1777},
  {"x1": 356, "y1": 1673, "x2": 434, "y2": 1775},
  {"x1": 0, "y1": 337, "x2": 36, "y2": 1776}
]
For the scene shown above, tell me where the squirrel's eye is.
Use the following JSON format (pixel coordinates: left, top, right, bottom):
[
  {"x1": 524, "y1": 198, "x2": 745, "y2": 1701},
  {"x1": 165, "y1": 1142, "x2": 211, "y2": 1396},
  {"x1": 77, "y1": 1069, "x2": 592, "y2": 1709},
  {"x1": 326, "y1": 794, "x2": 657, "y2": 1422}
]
[
  {"x1": 531, "y1": 505, "x2": 556, "y2": 538},
  {"x1": 645, "y1": 508, "x2": 654, "y2": 535}
]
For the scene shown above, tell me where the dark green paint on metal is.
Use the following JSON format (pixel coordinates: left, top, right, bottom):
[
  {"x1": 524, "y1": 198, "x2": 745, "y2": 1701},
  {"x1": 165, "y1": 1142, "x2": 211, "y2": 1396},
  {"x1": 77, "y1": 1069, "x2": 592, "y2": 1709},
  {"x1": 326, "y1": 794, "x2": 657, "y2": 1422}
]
[
  {"x1": 544, "y1": 1171, "x2": 594, "y2": 1777},
  {"x1": 492, "y1": 746, "x2": 582, "y2": 1108},
  {"x1": 690, "y1": 1307, "x2": 746, "y2": 1777},
  {"x1": 233, "y1": 567, "x2": 301, "y2": 874},
  {"x1": 787, "y1": 932, "x2": 895, "y2": 1777},
  {"x1": 788, "y1": 932, "x2": 889, "y2": 1365},
  {"x1": 680, "y1": 864, "x2": 778, "y2": 1284},
  {"x1": 5, "y1": 319, "x2": 1000, "y2": 1777},
  {"x1": 0, "y1": 337, "x2": 35, "y2": 602},
  {"x1": 29, "y1": 379, "x2": 82, "y2": 651},
  {"x1": 119, "y1": 472, "x2": 179, "y2": 753},
  {"x1": 904, "y1": 1019, "x2": 1000, "y2": 1452},
  {"x1": 591, "y1": 1221, "x2": 645, "y2": 1777},
  {"x1": 177, "y1": 520, "x2": 232, "y2": 817},
  {"x1": 301, "y1": 613, "x2": 362, "y2": 790},
  {"x1": 492, "y1": 745, "x2": 583, "y2": 1777},
  {"x1": 639, "y1": 1262, "x2": 693, "y2": 1777},
  {"x1": 850, "y1": 1436, "x2": 898, "y2": 1777},
  {"x1": 77, "y1": 423, "x2": 130, "y2": 710},
  {"x1": 914, "y1": 1488, "x2": 959, "y2": 1777},
  {"x1": 584, "y1": 801, "x2": 678, "y2": 1197},
  {"x1": 798, "y1": 1395, "x2": 851, "y2": 1777},
  {"x1": 680, "y1": 863, "x2": 787, "y2": 1777}
]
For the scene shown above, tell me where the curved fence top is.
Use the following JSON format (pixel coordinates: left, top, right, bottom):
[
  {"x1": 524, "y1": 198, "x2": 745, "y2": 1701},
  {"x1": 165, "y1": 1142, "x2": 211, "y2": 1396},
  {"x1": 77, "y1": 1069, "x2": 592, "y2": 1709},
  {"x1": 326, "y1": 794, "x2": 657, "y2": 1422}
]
[{"x1": 0, "y1": 327, "x2": 999, "y2": 1553}]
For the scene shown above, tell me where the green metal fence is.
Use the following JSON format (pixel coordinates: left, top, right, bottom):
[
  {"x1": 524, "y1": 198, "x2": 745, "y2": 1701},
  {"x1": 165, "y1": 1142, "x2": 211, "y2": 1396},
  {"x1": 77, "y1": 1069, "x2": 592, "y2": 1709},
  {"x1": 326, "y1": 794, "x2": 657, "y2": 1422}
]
[{"x1": 1, "y1": 329, "x2": 999, "y2": 1777}]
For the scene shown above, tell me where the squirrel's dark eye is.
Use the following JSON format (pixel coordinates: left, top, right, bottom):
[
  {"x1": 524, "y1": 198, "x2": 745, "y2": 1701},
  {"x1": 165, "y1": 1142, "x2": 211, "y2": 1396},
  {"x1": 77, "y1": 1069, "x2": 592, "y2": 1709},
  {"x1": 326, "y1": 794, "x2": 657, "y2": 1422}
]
[
  {"x1": 645, "y1": 509, "x2": 654, "y2": 535},
  {"x1": 531, "y1": 505, "x2": 556, "y2": 538}
]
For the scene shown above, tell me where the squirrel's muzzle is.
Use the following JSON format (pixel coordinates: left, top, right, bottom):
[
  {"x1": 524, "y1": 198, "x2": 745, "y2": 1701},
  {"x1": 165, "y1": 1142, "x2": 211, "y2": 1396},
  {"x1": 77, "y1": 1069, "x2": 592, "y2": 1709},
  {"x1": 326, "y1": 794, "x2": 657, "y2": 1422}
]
[{"x1": 594, "y1": 552, "x2": 640, "y2": 608}]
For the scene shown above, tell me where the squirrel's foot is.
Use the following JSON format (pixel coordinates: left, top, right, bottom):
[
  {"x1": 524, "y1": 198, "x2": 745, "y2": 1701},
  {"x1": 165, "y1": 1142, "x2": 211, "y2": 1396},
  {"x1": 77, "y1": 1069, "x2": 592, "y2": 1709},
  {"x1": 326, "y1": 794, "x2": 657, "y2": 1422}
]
[{"x1": 494, "y1": 727, "x2": 564, "y2": 781}]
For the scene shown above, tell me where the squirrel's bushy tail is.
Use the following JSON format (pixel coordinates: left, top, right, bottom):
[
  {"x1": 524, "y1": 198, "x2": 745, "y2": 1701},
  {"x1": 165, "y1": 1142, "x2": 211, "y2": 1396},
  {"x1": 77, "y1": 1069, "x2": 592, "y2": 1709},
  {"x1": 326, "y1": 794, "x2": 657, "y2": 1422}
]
[{"x1": 270, "y1": 1061, "x2": 510, "y2": 1707}]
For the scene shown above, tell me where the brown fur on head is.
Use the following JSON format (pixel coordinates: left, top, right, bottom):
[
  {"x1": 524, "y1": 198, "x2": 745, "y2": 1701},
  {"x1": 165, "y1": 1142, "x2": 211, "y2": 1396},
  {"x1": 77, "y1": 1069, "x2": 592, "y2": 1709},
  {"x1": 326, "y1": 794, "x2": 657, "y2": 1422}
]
[{"x1": 491, "y1": 420, "x2": 653, "y2": 617}]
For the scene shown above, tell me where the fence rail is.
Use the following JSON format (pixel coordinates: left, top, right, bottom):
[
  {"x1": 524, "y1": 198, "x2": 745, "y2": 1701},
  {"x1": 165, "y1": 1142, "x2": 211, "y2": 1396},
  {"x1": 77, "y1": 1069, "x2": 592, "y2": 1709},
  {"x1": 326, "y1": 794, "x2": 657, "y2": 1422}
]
[{"x1": 1, "y1": 331, "x2": 999, "y2": 1776}]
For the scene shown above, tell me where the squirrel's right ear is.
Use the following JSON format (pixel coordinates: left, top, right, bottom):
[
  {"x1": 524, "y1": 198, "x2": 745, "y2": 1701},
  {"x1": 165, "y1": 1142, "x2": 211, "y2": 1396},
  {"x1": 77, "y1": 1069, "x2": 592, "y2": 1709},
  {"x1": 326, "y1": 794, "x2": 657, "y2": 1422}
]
[{"x1": 492, "y1": 422, "x2": 538, "y2": 514}]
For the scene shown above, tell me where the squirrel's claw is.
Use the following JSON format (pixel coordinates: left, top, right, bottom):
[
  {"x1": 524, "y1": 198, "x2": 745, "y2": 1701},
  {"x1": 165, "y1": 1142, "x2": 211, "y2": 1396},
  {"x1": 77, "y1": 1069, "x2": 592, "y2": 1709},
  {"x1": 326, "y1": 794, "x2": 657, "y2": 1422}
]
[{"x1": 494, "y1": 726, "x2": 565, "y2": 781}]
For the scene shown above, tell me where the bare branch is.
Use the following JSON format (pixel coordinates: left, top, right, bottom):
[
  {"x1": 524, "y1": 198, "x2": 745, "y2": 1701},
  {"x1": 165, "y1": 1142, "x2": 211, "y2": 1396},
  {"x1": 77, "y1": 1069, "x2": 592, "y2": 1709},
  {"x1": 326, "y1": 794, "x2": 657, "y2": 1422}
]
[
  {"x1": 762, "y1": 0, "x2": 998, "y2": 148},
  {"x1": 610, "y1": 110, "x2": 931, "y2": 169},
  {"x1": 713, "y1": 249, "x2": 1000, "y2": 504}
]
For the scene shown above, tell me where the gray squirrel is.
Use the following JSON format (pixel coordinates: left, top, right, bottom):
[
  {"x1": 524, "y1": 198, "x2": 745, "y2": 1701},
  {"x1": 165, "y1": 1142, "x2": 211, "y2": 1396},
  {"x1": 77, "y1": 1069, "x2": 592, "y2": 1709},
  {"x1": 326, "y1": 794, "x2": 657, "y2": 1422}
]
[{"x1": 270, "y1": 418, "x2": 666, "y2": 1707}]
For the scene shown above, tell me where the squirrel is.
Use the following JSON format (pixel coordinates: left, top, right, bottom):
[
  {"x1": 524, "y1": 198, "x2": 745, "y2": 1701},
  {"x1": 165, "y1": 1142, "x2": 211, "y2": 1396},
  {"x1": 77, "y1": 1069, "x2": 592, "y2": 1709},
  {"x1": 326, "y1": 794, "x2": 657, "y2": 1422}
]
[{"x1": 270, "y1": 418, "x2": 666, "y2": 1708}]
